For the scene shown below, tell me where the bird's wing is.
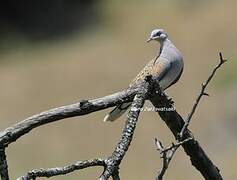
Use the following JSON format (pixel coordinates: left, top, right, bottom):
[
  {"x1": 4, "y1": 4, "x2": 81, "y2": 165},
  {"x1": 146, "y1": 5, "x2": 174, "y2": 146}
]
[{"x1": 129, "y1": 57, "x2": 171, "y2": 88}]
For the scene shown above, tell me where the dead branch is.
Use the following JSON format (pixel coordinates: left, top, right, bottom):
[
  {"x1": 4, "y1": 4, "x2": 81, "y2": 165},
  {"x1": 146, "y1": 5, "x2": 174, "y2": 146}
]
[
  {"x1": 151, "y1": 92, "x2": 223, "y2": 180},
  {"x1": 155, "y1": 138, "x2": 193, "y2": 180},
  {"x1": 179, "y1": 52, "x2": 227, "y2": 138},
  {"x1": 151, "y1": 53, "x2": 226, "y2": 180},
  {"x1": 0, "y1": 87, "x2": 139, "y2": 147},
  {"x1": 0, "y1": 147, "x2": 9, "y2": 180},
  {"x1": 17, "y1": 81, "x2": 150, "y2": 180},
  {"x1": 17, "y1": 159, "x2": 105, "y2": 180},
  {"x1": 99, "y1": 81, "x2": 149, "y2": 180},
  {"x1": 0, "y1": 54, "x2": 225, "y2": 180},
  {"x1": 159, "y1": 137, "x2": 193, "y2": 154}
]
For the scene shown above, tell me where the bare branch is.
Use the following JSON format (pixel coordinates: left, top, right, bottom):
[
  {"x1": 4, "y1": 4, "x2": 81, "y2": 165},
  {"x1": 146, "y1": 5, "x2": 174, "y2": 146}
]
[
  {"x1": 179, "y1": 52, "x2": 227, "y2": 138},
  {"x1": 155, "y1": 138, "x2": 167, "y2": 180},
  {"x1": 160, "y1": 137, "x2": 193, "y2": 154},
  {"x1": 150, "y1": 53, "x2": 225, "y2": 180},
  {"x1": 0, "y1": 147, "x2": 9, "y2": 180},
  {"x1": 0, "y1": 87, "x2": 139, "y2": 147},
  {"x1": 112, "y1": 169, "x2": 120, "y2": 180},
  {"x1": 18, "y1": 159, "x2": 105, "y2": 180},
  {"x1": 17, "y1": 81, "x2": 150, "y2": 180},
  {"x1": 155, "y1": 138, "x2": 193, "y2": 180},
  {"x1": 100, "y1": 81, "x2": 150, "y2": 180},
  {"x1": 0, "y1": 54, "x2": 225, "y2": 180}
]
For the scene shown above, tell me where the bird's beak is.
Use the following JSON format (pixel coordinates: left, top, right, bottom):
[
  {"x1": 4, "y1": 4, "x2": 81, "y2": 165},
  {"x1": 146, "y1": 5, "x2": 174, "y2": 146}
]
[{"x1": 146, "y1": 38, "x2": 152, "y2": 43}]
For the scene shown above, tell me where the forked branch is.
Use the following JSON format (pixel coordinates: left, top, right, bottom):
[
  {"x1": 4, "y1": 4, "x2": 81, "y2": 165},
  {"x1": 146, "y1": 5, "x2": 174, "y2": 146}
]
[
  {"x1": 152, "y1": 52, "x2": 226, "y2": 180},
  {"x1": 155, "y1": 137, "x2": 193, "y2": 180},
  {"x1": 18, "y1": 159, "x2": 105, "y2": 180},
  {"x1": 0, "y1": 87, "x2": 139, "y2": 147},
  {"x1": 179, "y1": 52, "x2": 227, "y2": 138},
  {"x1": 0, "y1": 53, "x2": 225, "y2": 180},
  {"x1": 18, "y1": 81, "x2": 150, "y2": 180}
]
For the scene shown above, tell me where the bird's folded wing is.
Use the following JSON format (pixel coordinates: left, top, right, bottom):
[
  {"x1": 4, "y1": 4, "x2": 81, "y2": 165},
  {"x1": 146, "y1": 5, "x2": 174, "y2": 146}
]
[{"x1": 129, "y1": 57, "x2": 171, "y2": 88}]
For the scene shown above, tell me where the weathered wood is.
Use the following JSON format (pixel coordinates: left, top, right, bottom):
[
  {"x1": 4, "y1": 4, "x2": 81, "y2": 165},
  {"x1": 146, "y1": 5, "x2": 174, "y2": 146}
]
[
  {"x1": 150, "y1": 90, "x2": 223, "y2": 180},
  {"x1": 100, "y1": 82, "x2": 149, "y2": 180},
  {"x1": 0, "y1": 147, "x2": 9, "y2": 180},
  {"x1": 17, "y1": 82, "x2": 150, "y2": 180},
  {"x1": 0, "y1": 88, "x2": 139, "y2": 147},
  {"x1": 18, "y1": 159, "x2": 105, "y2": 180},
  {"x1": 0, "y1": 69, "x2": 224, "y2": 180}
]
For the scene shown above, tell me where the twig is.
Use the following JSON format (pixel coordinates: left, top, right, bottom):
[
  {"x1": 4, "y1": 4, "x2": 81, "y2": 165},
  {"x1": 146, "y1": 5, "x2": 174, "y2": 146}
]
[
  {"x1": 18, "y1": 159, "x2": 105, "y2": 180},
  {"x1": 0, "y1": 147, "x2": 9, "y2": 180},
  {"x1": 160, "y1": 137, "x2": 193, "y2": 154},
  {"x1": 155, "y1": 138, "x2": 193, "y2": 180},
  {"x1": 0, "y1": 53, "x2": 225, "y2": 180},
  {"x1": 150, "y1": 53, "x2": 225, "y2": 180},
  {"x1": 17, "y1": 82, "x2": 150, "y2": 180},
  {"x1": 179, "y1": 52, "x2": 227, "y2": 139}
]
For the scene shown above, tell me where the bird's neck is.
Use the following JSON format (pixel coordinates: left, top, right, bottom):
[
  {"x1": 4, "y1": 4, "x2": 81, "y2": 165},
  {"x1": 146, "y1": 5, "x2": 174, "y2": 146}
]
[
  {"x1": 160, "y1": 38, "x2": 171, "y2": 51},
  {"x1": 159, "y1": 38, "x2": 175, "y2": 58}
]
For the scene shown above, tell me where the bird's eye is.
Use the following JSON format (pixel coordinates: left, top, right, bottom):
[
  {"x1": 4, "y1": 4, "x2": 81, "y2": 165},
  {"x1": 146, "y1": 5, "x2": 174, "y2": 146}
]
[{"x1": 155, "y1": 31, "x2": 162, "y2": 36}]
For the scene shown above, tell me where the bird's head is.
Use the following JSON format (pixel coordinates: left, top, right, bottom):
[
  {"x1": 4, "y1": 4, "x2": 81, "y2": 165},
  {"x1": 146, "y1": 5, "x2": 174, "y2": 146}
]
[{"x1": 147, "y1": 29, "x2": 168, "y2": 43}]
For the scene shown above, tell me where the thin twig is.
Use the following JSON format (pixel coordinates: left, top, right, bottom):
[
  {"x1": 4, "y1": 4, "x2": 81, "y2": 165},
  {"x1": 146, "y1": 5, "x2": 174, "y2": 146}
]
[
  {"x1": 18, "y1": 81, "x2": 150, "y2": 180},
  {"x1": 18, "y1": 159, "x2": 105, "y2": 180},
  {"x1": 155, "y1": 138, "x2": 193, "y2": 180},
  {"x1": 160, "y1": 137, "x2": 193, "y2": 154},
  {"x1": 0, "y1": 53, "x2": 225, "y2": 180},
  {"x1": 151, "y1": 53, "x2": 225, "y2": 180},
  {"x1": 179, "y1": 52, "x2": 227, "y2": 139}
]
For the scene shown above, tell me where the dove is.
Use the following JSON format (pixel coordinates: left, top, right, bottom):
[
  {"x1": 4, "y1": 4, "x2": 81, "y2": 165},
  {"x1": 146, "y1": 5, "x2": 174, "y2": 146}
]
[{"x1": 104, "y1": 29, "x2": 183, "y2": 122}]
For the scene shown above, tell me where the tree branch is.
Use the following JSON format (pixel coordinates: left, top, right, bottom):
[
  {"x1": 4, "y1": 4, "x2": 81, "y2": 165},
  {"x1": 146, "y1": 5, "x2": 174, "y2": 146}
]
[
  {"x1": 0, "y1": 54, "x2": 225, "y2": 180},
  {"x1": 0, "y1": 147, "x2": 9, "y2": 180},
  {"x1": 159, "y1": 137, "x2": 193, "y2": 154},
  {"x1": 151, "y1": 93, "x2": 223, "y2": 180},
  {"x1": 17, "y1": 81, "x2": 150, "y2": 180},
  {"x1": 0, "y1": 87, "x2": 139, "y2": 147},
  {"x1": 18, "y1": 159, "x2": 105, "y2": 180},
  {"x1": 155, "y1": 137, "x2": 193, "y2": 180},
  {"x1": 111, "y1": 169, "x2": 120, "y2": 180},
  {"x1": 100, "y1": 81, "x2": 150, "y2": 180},
  {"x1": 150, "y1": 53, "x2": 226, "y2": 180},
  {"x1": 179, "y1": 52, "x2": 227, "y2": 138}
]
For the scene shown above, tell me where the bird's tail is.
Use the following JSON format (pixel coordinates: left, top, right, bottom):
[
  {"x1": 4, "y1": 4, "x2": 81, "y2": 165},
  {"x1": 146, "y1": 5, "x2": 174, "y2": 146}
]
[{"x1": 103, "y1": 102, "x2": 132, "y2": 122}]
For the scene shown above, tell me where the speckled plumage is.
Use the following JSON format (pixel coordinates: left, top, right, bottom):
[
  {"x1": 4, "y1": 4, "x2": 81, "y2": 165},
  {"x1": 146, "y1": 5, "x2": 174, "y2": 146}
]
[
  {"x1": 129, "y1": 57, "x2": 169, "y2": 88},
  {"x1": 104, "y1": 29, "x2": 184, "y2": 122}
]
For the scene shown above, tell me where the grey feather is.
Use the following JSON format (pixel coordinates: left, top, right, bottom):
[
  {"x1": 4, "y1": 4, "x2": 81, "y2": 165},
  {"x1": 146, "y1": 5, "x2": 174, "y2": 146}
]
[{"x1": 103, "y1": 29, "x2": 183, "y2": 122}]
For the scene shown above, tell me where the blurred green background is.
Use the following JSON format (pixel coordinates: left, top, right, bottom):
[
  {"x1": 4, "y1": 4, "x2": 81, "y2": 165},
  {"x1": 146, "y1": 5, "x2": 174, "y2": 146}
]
[{"x1": 0, "y1": 0, "x2": 236, "y2": 179}]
